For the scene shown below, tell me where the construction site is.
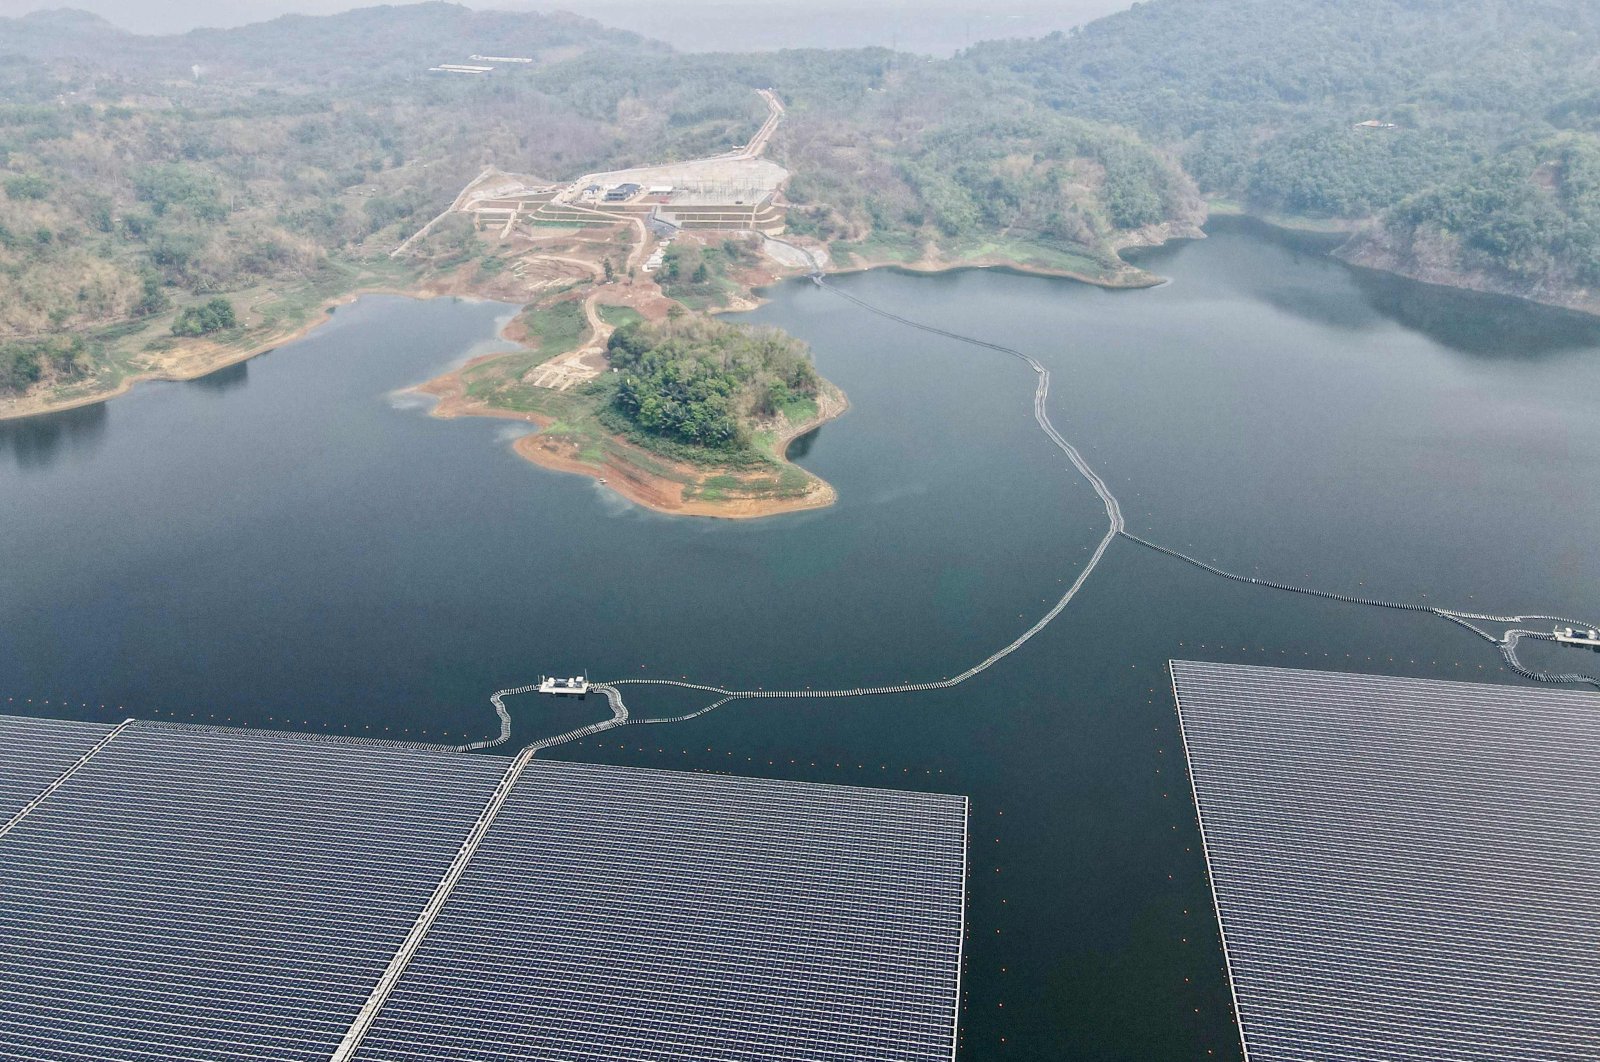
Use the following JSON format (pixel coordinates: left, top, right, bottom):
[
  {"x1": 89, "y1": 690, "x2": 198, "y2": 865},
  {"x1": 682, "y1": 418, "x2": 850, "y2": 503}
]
[
  {"x1": 452, "y1": 89, "x2": 791, "y2": 240},
  {"x1": 393, "y1": 90, "x2": 821, "y2": 401}
]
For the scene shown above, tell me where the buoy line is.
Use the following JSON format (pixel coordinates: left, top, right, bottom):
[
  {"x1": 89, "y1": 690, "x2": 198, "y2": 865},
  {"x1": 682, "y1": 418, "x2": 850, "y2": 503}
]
[
  {"x1": 1117, "y1": 532, "x2": 1599, "y2": 690},
  {"x1": 468, "y1": 274, "x2": 1596, "y2": 752}
]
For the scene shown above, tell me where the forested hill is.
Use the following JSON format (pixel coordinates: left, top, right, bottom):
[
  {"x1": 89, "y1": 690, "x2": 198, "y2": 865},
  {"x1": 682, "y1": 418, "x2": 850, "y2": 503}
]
[
  {"x1": 1, "y1": 4, "x2": 661, "y2": 85},
  {"x1": 968, "y1": 0, "x2": 1600, "y2": 133},
  {"x1": 965, "y1": 0, "x2": 1600, "y2": 306},
  {"x1": 3, "y1": 0, "x2": 1597, "y2": 405},
  {"x1": 0, "y1": 3, "x2": 750, "y2": 380},
  {"x1": 0, "y1": 2, "x2": 1199, "y2": 401}
]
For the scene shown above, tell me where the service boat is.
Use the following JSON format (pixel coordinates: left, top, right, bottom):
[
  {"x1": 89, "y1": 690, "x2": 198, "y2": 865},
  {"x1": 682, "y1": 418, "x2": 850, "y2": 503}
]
[
  {"x1": 1552, "y1": 626, "x2": 1600, "y2": 649},
  {"x1": 538, "y1": 674, "x2": 591, "y2": 696}
]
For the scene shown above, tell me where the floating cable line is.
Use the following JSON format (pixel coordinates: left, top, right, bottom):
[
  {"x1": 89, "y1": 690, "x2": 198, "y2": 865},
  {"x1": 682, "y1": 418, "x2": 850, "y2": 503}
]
[
  {"x1": 467, "y1": 274, "x2": 1597, "y2": 753},
  {"x1": 1117, "y1": 532, "x2": 1600, "y2": 690}
]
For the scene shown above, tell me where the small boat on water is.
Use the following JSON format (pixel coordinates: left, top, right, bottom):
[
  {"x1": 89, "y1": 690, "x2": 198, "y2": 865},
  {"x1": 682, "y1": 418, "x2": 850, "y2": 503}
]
[
  {"x1": 1552, "y1": 626, "x2": 1600, "y2": 650},
  {"x1": 538, "y1": 674, "x2": 590, "y2": 696}
]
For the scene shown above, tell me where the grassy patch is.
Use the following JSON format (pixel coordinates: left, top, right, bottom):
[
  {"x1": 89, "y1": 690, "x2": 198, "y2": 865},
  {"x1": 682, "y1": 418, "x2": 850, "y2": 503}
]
[
  {"x1": 472, "y1": 379, "x2": 582, "y2": 418},
  {"x1": 49, "y1": 256, "x2": 427, "y2": 402},
  {"x1": 777, "y1": 466, "x2": 811, "y2": 492},
  {"x1": 777, "y1": 394, "x2": 819, "y2": 424},
  {"x1": 832, "y1": 228, "x2": 1116, "y2": 277},
  {"x1": 597, "y1": 305, "x2": 644, "y2": 328},
  {"x1": 519, "y1": 299, "x2": 589, "y2": 357},
  {"x1": 831, "y1": 231, "x2": 924, "y2": 265},
  {"x1": 942, "y1": 234, "x2": 1114, "y2": 276}
]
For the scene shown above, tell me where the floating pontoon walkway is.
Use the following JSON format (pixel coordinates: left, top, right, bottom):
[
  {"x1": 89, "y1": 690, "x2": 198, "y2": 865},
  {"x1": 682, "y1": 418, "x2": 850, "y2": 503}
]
[
  {"x1": 0, "y1": 714, "x2": 967, "y2": 1062},
  {"x1": 1169, "y1": 661, "x2": 1600, "y2": 1062}
]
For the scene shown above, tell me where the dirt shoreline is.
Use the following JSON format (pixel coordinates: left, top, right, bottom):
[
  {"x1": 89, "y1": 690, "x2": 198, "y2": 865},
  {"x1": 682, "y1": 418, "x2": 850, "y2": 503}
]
[
  {"x1": 0, "y1": 222, "x2": 1180, "y2": 425},
  {"x1": 0, "y1": 224, "x2": 1181, "y2": 522},
  {"x1": 0, "y1": 284, "x2": 451, "y2": 423},
  {"x1": 825, "y1": 252, "x2": 1164, "y2": 289},
  {"x1": 420, "y1": 360, "x2": 847, "y2": 519},
  {"x1": 819, "y1": 218, "x2": 1208, "y2": 291}
]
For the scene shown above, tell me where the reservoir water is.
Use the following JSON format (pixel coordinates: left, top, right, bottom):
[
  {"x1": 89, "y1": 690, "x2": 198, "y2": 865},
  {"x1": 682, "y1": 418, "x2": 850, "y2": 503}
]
[{"x1": 3, "y1": 217, "x2": 1598, "y2": 1060}]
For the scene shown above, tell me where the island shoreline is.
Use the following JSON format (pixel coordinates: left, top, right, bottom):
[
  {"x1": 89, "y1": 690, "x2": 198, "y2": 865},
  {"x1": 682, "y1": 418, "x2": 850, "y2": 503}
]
[
  {"x1": 418, "y1": 352, "x2": 849, "y2": 519},
  {"x1": 0, "y1": 244, "x2": 1148, "y2": 426}
]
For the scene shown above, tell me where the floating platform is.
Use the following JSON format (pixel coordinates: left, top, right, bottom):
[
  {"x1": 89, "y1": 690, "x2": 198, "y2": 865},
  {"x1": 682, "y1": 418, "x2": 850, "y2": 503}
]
[
  {"x1": 1170, "y1": 661, "x2": 1600, "y2": 1062},
  {"x1": 1553, "y1": 625, "x2": 1600, "y2": 648},
  {"x1": 537, "y1": 675, "x2": 590, "y2": 696},
  {"x1": 0, "y1": 714, "x2": 968, "y2": 1062}
]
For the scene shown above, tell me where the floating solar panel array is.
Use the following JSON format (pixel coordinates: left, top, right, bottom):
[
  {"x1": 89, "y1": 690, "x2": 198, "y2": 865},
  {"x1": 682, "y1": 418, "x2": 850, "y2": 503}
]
[
  {"x1": 0, "y1": 715, "x2": 116, "y2": 822},
  {"x1": 351, "y1": 760, "x2": 968, "y2": 1062},
  {"x1": 1169, "y1": 661, "x2": 1600, "y2": 1062},
  {"x1": 0, "y1": 719, "x2": 512, "y2": 1062},
  {"x1": 0, "y1": 716, "x2": 968, "y2": 1062}
]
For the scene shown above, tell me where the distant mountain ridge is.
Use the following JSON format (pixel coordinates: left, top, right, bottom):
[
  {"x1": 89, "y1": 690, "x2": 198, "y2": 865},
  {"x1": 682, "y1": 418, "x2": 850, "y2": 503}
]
[
  {"x1": 16, "y1": 7, "x2": 122, "y2": 27},
  {"x1": 1, "y1": 2, "x2": 662, "y2": 84}
]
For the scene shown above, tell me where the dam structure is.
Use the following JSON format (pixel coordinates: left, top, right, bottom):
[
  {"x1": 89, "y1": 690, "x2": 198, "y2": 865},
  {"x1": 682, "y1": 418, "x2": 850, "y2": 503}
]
[{"x1": 0, "y1": 714, "x2": 968, "y2": 1062}]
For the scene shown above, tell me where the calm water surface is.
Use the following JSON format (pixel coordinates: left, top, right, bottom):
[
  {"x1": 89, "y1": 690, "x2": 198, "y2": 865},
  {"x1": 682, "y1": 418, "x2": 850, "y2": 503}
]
[{"x1": 3, "y1": 217, "x2": 1598, "y2": 1060}]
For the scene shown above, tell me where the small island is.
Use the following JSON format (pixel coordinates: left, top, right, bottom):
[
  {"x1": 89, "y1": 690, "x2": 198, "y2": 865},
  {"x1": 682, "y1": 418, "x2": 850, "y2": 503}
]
[{"x1": 424, "y1": 310, "x2": 846, "y2": 519}]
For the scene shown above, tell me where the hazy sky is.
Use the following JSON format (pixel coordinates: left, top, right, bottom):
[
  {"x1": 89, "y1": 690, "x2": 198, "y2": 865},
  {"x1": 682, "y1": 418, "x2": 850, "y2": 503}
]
[{"x1": 0, "y1": 0, "x2": 1134, "y2": 52}]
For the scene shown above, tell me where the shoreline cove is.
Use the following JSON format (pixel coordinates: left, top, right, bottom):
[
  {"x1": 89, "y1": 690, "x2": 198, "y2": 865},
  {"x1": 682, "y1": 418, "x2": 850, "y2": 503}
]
[
  {"x1": 0, "y1": 216, "x2": 1191, "y2": 428},
  {"x1": 0, "y1": 283, "x2": 459, "y2": 424},
  {"x1": 8, "y1": 195, "x2": 1599, "y2": 426}
]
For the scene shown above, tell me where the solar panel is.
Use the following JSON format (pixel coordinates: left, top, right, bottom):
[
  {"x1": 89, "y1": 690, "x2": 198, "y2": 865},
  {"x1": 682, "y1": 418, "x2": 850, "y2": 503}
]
[
  {"x1": 1169, "y1": 661, "x2": 1600, "y2": 1062},
  {"x1": 0, "y1": 714, "x2": 116, "y2": 823},
  {"x1": 0, "y1": 721, "x2": 511, "y2": 1062},
  {"x1": 0, "y1": 721, "x2": 968, "y2": 1062},
  {"x1": 351, "y1": 760, "x2": 968, "y2": 1062}
]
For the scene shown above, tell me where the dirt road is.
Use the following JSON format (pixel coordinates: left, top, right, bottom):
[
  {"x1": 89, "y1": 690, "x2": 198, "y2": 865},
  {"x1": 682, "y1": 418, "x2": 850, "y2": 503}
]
[{"x1": 741, "y1": 90, "x2": 784, "y2": 159}]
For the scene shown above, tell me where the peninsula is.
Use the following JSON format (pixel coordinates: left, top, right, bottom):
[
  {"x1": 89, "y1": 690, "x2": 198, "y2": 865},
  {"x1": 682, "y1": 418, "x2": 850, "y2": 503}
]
[
  {"x1": 4, "y1": 0, "x2": 1598, "y2": 441},
  {"x1": 425, "y1": 307, "x2": 847, "y2": 519}
]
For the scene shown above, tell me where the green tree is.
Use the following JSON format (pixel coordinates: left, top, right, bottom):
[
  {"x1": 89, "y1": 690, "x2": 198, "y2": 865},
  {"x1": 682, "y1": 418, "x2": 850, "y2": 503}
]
[
  {"x1": 3, "y1": 174, "x2": 49, "y2": 200},
  {"x1": 171, "y1": 297, "x2": 238, "y2": 337}
]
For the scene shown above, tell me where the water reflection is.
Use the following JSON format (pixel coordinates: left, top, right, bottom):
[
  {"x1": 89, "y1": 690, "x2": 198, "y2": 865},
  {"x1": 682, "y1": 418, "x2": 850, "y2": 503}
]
[
  {"x1": 1349, "y1": 268, "x2": 1600, "y2": 358},
  {"x1": 1195, "y1": 215, "x2": 1600, "y2": 359},
  {"x1": 0, "y1": 401, "x2": 109, "y2": 471},
  {"x1": 189, "y1": 360, "x2": 250, "y2": 394},
  {"x1": 1257, "y1": 279, "x2": 1385, "y2": 332},
  {"x1": 1203, "y1": 213, "x2": 1348, "y2": 257},
  {"x1": 786, "y1": 426, "x2": 821, "y2": 460}
]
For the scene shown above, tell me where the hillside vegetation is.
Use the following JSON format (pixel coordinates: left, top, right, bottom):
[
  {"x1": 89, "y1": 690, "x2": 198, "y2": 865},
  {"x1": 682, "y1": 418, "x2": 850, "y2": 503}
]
[
  {"x1": 0, "y1": 5, "x2": 762, "y2": 394},
  {"x1": 964, "y1": 0, "x2": 1600, "y2": 303},
  {"x1": 1348, "y1": 137, "x2": 1600, "y2": 297},
  {"x1": 3, "y1": 0, "x2": 1599, "y2": 402},
  {"x1": 0, "y1": 3, "x2": 1201, "y2": 398},
  {"x1": 781, "y1": 94, "x2": 1201, "y2": 272}
]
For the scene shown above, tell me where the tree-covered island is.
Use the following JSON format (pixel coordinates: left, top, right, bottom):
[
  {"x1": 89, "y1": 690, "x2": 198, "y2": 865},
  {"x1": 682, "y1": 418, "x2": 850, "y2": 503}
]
[{"x1": 425, "y1": 306, "x2": 847, "y2": 518}]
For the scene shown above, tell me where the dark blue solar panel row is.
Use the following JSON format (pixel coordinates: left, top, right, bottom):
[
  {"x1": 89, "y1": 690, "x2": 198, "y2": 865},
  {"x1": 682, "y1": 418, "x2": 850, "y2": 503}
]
[
  {"x1": 0, "y1": 721, "x2": 511, "y2": 1062},
  {"x1": 1170, "y1": 661, "x2": 1600, "y2": 1062},
  {"x1": 0, "y1": 715, "x2": 116, "y2": 822},
  {"x1": 353, "y1": 760, "x2": 968, "y2": 1062}
]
